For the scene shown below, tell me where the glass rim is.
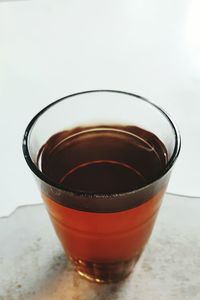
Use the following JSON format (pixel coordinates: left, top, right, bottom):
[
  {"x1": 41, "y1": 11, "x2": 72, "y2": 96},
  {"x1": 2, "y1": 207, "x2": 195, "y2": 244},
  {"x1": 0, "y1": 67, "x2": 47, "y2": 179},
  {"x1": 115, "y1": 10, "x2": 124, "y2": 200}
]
[{"x1": 23, "y1": 89, "x2": 181, "y2": 198}]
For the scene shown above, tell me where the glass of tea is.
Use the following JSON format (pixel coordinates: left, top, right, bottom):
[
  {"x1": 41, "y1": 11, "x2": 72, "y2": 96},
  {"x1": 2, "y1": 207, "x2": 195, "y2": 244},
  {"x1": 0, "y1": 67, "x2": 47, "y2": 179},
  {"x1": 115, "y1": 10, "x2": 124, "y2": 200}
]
[{"x1": 23, "y1": 90, "x2": 180, "y2": 283}]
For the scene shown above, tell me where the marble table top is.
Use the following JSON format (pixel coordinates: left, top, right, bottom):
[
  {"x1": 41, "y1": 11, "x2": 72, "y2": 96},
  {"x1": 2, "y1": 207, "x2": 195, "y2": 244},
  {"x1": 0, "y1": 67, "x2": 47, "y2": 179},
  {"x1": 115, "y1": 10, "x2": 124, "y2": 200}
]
[{"x1": 0, "y1": 193, "x2": 200, "y2": 300}]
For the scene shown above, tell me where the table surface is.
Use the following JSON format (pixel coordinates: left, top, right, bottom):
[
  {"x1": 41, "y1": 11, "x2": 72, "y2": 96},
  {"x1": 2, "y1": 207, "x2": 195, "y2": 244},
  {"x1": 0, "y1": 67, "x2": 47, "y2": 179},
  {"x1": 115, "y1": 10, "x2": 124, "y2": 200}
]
[
  {"x1": 0, "y1": 0, "x2": 200, "y2": 216},
  {"x1": 1, "y1": 193, "x2": 200, "y2": 300}
]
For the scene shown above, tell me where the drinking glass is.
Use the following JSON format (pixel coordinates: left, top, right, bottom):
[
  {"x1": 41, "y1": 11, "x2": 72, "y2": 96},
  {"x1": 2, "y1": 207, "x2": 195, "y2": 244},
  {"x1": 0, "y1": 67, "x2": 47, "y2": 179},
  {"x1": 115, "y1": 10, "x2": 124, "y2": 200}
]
[{"x1": 23, "y1": 90, "x2": 180, "y2": 283}]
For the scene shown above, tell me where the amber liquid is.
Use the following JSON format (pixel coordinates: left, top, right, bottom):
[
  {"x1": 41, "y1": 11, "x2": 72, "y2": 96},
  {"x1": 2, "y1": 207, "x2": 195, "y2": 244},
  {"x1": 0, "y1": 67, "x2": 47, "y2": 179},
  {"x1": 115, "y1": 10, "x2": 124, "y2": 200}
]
[{"x1": 38, "y1": 125, "x2": 168, "y2": 282}]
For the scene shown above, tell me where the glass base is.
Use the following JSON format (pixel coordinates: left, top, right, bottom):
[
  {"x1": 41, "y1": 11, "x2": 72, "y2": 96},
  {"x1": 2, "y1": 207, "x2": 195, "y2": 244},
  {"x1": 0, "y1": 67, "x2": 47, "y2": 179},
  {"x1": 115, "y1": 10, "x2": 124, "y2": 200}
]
[{"x1": 71, "y1": 256, "x2": 140, "y2": 283}]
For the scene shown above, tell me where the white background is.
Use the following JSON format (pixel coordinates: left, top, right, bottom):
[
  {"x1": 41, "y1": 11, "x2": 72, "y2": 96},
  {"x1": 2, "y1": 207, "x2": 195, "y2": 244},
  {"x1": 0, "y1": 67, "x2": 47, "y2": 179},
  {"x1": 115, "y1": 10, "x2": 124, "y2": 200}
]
[{"x1": 0, "y1": 0, "x2": 200, "y2": 216}]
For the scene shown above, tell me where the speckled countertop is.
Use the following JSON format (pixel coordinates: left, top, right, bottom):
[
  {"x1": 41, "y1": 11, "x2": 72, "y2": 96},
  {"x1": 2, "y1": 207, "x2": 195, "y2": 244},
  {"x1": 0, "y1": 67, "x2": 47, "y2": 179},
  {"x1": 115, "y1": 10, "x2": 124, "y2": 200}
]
[{"x1": 0, "y1": 193, "x2": 200, "y2": 300}]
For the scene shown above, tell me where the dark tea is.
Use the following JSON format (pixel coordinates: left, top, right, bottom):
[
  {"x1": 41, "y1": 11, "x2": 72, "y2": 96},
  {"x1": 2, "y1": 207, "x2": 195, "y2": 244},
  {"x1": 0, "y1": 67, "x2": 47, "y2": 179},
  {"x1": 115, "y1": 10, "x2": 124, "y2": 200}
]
[
  {"x1": 23, "y1": 91, "x2": 180, "y2": 282},
  {"x1": 37, "y1": 125, "x2": 168, "y2": 282}
]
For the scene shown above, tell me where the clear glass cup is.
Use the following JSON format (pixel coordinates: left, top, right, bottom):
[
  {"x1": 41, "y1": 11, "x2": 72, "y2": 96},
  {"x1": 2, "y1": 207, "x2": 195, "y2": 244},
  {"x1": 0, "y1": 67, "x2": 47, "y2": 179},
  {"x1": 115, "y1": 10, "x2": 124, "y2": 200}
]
[{"x1": 23, "y1": 90, "x2": 180, "y2": 283}]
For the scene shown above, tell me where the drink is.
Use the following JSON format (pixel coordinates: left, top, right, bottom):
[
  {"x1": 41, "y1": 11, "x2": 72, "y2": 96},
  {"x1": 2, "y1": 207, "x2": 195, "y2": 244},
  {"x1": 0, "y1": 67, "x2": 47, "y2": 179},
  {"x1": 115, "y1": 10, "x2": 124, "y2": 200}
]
[
  {"x1": 23, "y1": 90, "x2": 180, "y2": 283},
  {"x1": 38, "y1": 125, "x2": 168, "y2": 282},
  {"x1": 38, "y1": 125, "x2": 167, "y2": 194}
]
